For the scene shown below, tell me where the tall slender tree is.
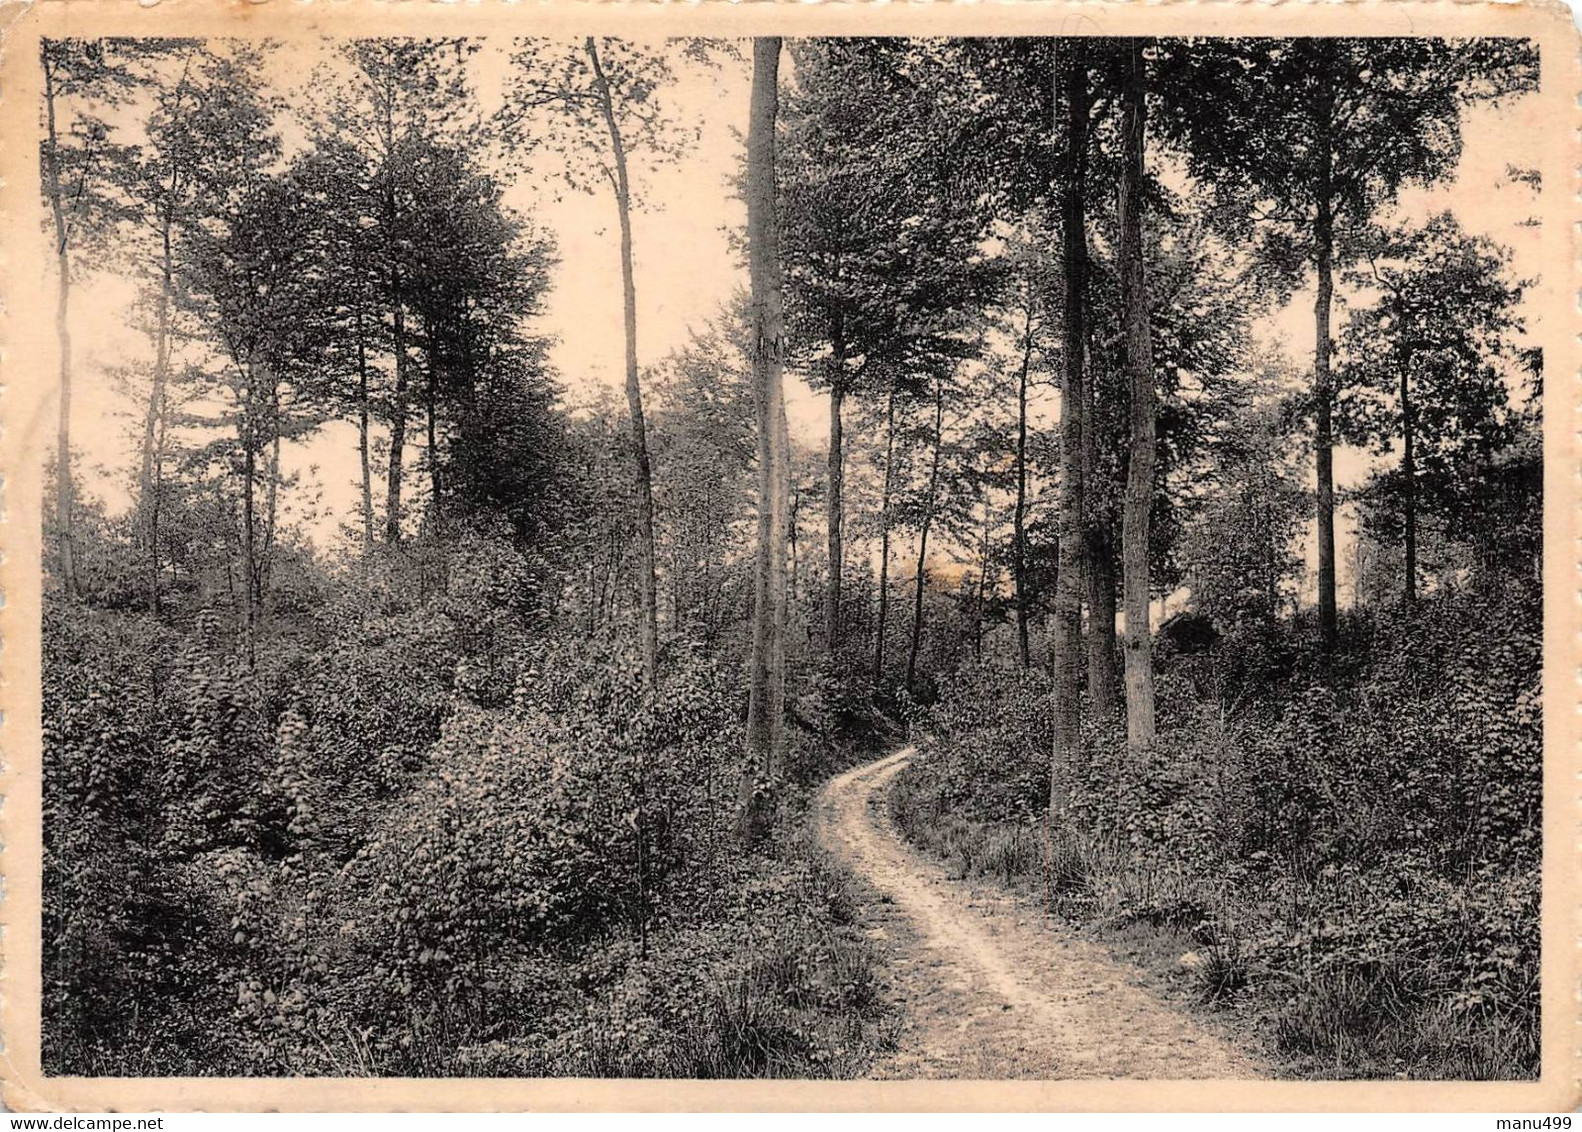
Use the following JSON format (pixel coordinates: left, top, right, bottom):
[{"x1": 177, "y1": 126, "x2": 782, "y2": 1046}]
[
  {"x1": 1117, "y1": 39, "x2": 1157, "y2": 756},
  {"x1": 40, "y1": 39, "x2": 140, "y2": 598},
  {"x1": 741, "y1": 36, "x2": 788, "y2": 844},
  {"x1": 126, "y1": 42, "x2": 279, "y2": 612},
  {"x1": 189, "y1": 170, "x2": 330, "y2": 664},
  {"x1": 504, "y1": 39, "x2": 706, "y2": 689},
  {"x1": 309, "y1": 39, "x2": 476, "y2": 547},
  {"x1": 991, "y1": 224, "x2": 1059, "y2": 670},
  {"x1": 585, "y1": 37, "x2": 659, "y2": 689},
  {"x1": 905, "y1": 376, "x2": 948, "y2": 691},
  {"x1": 872, "y1": 383, "x2": 901, "y2": 686},
  {"x1": 1051, "y1": 40, "x2": 1092, "y2": 808}
]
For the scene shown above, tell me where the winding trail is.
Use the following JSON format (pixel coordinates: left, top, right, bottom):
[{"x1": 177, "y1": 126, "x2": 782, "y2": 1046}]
[{"x1": 815, "y1": 747, "x2": 1263, "y2": 1080}]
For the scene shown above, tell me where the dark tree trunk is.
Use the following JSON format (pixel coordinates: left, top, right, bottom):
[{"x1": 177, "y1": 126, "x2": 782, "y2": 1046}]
[
  {"x1": 1013, "y1": 304, "x2": 1034, "y2": 670},
  {"x1": 588, "y1": 37, "x2": 661, "y2": 692},
  {"x1": 1400, "y1": 351, "x2": 1417, "y2": 605},
  {"x1": 385, "y1": 268, "x2": 409, "y2": 545},
  {"x1": 777, "y1": 379, "x2": 793, "y2": 625},
  {"x1": 789, "y1": 484, "x2": 800, "y2": 597},
  {"x1": 825, "y1": 362, "x2": 846, "y2": 652},
  {"x1": 906, "y1": 380, "x2": 946, "y2": 692},
  {"x1": 379, "y1": 86, "x2": 407, "y2": 547},
  {"x1": 139, "y1": 213, "x2": 176, "y2": 614},
  {"x1": 356, "y1": 310, "x2": 375, "y2": 551},
  {"x1": 974, "y1": 495, "x2": 992, "y2": 660},
  {"x1": 1085, "y1": 528, "x2": 1119, "y2": 716},
  {"x1": 138, "y1": 50, "x2": 197, "y2": 614},
  {"x1": 874, "y1": 387, "x2": 898, "y2": 687},
  {"x1": 1313, "y1": 67, "x2": 1339, "y2": 654},
  {"x1": 426, "y1": 330, "x2": 441, "y2": 520},
  {"x1": 740, "y1": 35, "x2": 788, "y2": 845},
  {"x1": 1052, "y1": 40, "x2": 1091, "y2": 814},
  {"x1": 241, "y1": 365, "x2": 259, "y2": 669},
  {"x1": 1118, "y1": 39, "x2": 1157, "y2": 756},
  {"x1": 1082, "y1": 247, "x2": 1117, "y2": 717},
  {"x1": 262, "y1": 387, "x2": 282, "y2": 601}
]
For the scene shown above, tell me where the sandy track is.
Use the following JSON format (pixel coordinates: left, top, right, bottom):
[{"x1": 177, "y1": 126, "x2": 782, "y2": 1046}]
[{"x1": 814, "y1": 747, "x2": 1263, "y2": 1080}]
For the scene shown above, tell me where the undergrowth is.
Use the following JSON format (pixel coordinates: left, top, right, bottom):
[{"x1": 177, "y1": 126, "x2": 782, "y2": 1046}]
[{"x1": 890, "y1": 591, "x2": 1541, "y2": 1081}]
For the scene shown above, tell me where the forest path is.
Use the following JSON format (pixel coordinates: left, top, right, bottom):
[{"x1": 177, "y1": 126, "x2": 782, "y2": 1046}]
[{"x1": 814, "y1": 747, "x2": 1264, "y2": 1080}]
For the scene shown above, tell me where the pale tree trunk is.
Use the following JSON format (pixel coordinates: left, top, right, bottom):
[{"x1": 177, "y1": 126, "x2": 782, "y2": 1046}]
[
  {"x1": 873, "y1": 387, "x2": 898, "y2": 687},
  {"x1": 1051, "y1": 40, "x2": 1091, "y2": 815},
  {"x1": 906, "y1": 379, "x2": 946, "y2": 691},
  {"x1": 1119, "y1": 39, "x2": 1157, "y2": 757},
  {"x1": 588, "y1": 37, "x2": 661, "y2": 692},
  {"x1": 740, "y1": 35, "x2": 788, "y2": 844},
  {"x1": 1312, "y1": 65, "x2": 1339, "y2": 655},
  {"x1": 1013, "y1": 301, "x2": 1034, "y2": 669},
  {"x1": 43, "y1": 57, "x2": 78, "y2": 599}
]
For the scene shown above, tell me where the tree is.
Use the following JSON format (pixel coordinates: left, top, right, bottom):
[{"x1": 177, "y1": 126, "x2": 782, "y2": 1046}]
[
  {"x1": 648, "y1": 310, "x2": 756, "y2": 648},
  {"x1": 1156, "y1": 36, "x2": 1537, "y2": 654},
  {"x1": 505, "y1": 38, "x2": 706, "y2": 690},
  {"x1": 946, "y1": 415, "x2": 1016, "y2": 662},
  {"x1": 741, "y1": 36, "x2": 788, "y2": 844},
  {"x1": 123, "y1": 42, "x2": 280, "y2": 612},
  {"x1": 779, "y1": 38, "x2": 994, "y2": 661},
  {"x1": 1116, "y1": 39, "x2": 1157, "y2": 755},
  {"x1": 40, "y1": 38, "x2": 143, "y2": 598},
  {"x1": 1181, "y1": 388, "x2": 1309, "y2": 629},
  {"x1": 291, "y1": 147, "x2": 386, "y2": 551},
  {"x1": 904, "y1": 375, "x2": 949, "y2": 692},
  {"x1": 393, "y1": 137, "x2": 560, "y2": 538},
  {"x1": 870, "y1": 381, "x2": 903, "y2": 686},
  {"x1": 188, "y1": 170, "x2": 332, "y2": 664},
  {"x1": 307, "y1": 39, "x2": 477, "y2": 548},
  {"x1": 1338, "y1": 214, "x2": 1525, "y2": 603},
  {"x1": 990, "y1": 223, "x2": 1061, "y2": 669},
  {"x1": 1051, "y1": 40, "x2": 1093, "y2": 808}
]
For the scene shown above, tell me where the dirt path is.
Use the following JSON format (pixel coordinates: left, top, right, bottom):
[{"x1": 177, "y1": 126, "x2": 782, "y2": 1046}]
[{"x1": 815, "y1": 747, "x2": 1263, "y2": 1080}]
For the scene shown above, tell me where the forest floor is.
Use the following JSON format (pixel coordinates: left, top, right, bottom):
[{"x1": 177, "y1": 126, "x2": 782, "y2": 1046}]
[{"x1": 814, "y1": 748, "x2": 1266, "y2": 1080}]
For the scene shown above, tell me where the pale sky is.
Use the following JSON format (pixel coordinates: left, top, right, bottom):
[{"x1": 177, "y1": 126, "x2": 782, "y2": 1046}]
[{"x1": 58, "y1": 40, "x2": 1544, "y2": 591}]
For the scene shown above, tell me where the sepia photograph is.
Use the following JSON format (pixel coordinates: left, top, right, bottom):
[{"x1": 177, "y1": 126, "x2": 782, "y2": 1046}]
[{"x1": 2, "y1": 0, "x2": 1577, "y2": 1113}]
